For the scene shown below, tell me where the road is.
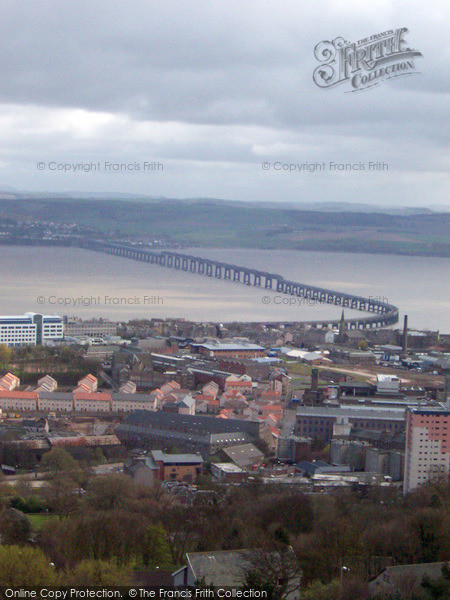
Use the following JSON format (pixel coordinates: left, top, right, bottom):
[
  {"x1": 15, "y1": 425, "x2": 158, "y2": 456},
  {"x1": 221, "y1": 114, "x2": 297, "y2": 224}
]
[{"x1": 280, "y1": 408, "x2": 297, "y2": 436}]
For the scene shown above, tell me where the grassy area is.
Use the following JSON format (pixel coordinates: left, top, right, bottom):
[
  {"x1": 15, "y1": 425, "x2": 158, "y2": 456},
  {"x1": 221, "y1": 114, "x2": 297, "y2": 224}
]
[
  {"x1": 286, "y1": 362, "x2": 312, "y2": 376},
  {"x1": 27, "y1": 513, "x2": 57, "y2": 530}
]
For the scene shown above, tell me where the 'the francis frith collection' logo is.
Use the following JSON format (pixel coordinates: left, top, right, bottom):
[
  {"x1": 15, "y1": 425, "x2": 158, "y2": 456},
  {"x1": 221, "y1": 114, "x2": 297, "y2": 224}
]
[{"x1": 313, "y1": 28, "x2": 422, "y2": 92}]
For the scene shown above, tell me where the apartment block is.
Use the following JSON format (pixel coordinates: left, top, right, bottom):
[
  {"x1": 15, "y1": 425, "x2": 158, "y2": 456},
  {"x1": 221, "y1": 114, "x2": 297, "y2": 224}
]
[{"x1": 404, "y1": 407, "x2": 450, "y2": 493}]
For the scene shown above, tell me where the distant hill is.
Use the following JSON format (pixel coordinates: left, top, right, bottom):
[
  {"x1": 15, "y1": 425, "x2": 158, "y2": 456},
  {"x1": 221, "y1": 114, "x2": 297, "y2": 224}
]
[{"x1": 0, "y1": 194, "x2": 448, "y2": 257}]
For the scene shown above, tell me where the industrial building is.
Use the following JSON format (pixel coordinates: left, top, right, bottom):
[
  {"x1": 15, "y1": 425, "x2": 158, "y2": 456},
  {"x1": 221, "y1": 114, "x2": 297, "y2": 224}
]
[
  {"x1": 116, "y1": 409, "x2": 263, "y2": 456},
  {"x1": 296, "y1": 405, "x2": 406, "y2": 442},
  {"x1": 192, "y1": 341, "x2": 266, "y2": 359}
]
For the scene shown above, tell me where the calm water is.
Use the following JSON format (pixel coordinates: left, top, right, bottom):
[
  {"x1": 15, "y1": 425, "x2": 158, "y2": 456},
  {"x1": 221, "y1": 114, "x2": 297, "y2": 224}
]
[{"x1": 0, "y1": 246, "x2": 448, "y2": 331}]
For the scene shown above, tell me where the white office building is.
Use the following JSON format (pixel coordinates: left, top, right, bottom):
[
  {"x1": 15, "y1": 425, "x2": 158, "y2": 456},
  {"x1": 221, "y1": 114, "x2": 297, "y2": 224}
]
[{"x1": 0, "y1": 313, "x2": 64, "y2": 347}]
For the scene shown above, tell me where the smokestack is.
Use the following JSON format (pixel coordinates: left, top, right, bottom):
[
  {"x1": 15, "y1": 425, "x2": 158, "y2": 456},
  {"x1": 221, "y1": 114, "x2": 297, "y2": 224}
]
[
  {"x1": 445, "y1": 375, "x2": 450, "y2": 410},
  {"x1": 311, "y1": 368, "x2": 319, "y2": 391},
  {"x1": 402, "y1": 314, "x2": 408, "y2": 354}
]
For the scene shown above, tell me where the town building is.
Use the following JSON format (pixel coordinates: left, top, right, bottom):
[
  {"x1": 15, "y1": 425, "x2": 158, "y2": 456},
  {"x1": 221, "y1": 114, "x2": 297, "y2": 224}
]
[
  {"x1": 63, "y1": 317, "x2": 117, "y2": 337},
  {"x1": 111, "y1": 392, "x2": 159, "y2": 412},
  {"x1": 73, "y1": 392, "x2": 112, "y2": 412},
  {"x1": 376, "y1": 374, "x2": 401, "y2": 395},
  {"x1": 0, "y1": 390, "x2": 38, "y2": 411},
  {"x1": 210, "y1": 462, "x2": 248, "y2": 483},
  {"x1": 118, "y1": 381, "x2": 137, "y2": 394},
  {"x1": 220, "y1": 443, "x2": 264, "y2": 469},
  {"x1": 185, "y1": 549, "x2": 301, "y2": 595},
  {"x1": 0, "y1": 313, "x2": 63, "y2": 347},
  {"x1": 35, "y1": 374, "x2": 58, "y2": 393},
  {"x1": 296, "y1": 406, "x2": 406, "y2": 442},
  {"x1": 276, "y1": 436, "x2": 312, "y2": 463},
  {"x1": 218, "y1": 358, "x2": 271, "y2": 381},
  {"x1": 37, "y1": 392, "x2": 73, "y2": 412},
  {"x1": 116, "y1": 410, "x2": 263, "y2": 456},
  {"x1": 75, "y1": 374, "x2": 98, "y2": 393},
  {"x1": 192, "y1": 341, "x2": 266, "y2": 359},
  {"x1": 224, "y1": 375, "x2": 253, "y2": 394},
  {"x1": 369, "y1": 562, "x2": 449, "y2": 598},
  {"x1": 0, "y1": 373, "x2": 20, "y2": 391},
  {"x1": 403, "y1": 407, "x2": 450, "y2": 494},
  {"x1": 124, "y1": 450, "x2": 203, "y2": 484}
]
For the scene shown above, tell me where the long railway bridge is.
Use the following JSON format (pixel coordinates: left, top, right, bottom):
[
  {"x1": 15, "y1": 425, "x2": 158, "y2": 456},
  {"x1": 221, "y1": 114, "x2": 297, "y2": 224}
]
[{"x1": 78, "y1": 239, "x2": 399, "y2": 330}]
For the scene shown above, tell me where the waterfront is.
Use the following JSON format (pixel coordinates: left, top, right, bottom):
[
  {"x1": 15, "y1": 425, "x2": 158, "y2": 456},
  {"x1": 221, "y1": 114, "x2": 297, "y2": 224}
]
[{"x1": 1, "y1": 246, "x2": 448, "y2": 330}]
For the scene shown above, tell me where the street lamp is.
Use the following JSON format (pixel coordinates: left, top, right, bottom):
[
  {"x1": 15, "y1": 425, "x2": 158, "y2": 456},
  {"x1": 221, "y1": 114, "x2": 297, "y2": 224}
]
[{"x1": 340, "y1": 566, "x2": 350, "y2": 584}]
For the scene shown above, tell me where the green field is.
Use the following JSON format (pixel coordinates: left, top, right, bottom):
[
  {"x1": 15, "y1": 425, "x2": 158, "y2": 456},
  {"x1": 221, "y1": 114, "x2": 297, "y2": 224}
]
[{"x1": 27, "y1": 513, "x2": 58, "y2": 530}]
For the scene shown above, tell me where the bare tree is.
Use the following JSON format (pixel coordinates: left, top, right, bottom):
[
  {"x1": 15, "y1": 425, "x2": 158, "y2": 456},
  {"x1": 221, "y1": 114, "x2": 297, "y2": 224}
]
[{"x1": 242, "y1": 546, "x2": 302, "y2": 600}]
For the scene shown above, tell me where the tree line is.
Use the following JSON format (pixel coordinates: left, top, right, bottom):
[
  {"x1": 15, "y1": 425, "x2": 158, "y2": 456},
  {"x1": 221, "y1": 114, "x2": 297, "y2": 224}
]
[{"x1": 0, "y1": 448, "x2": 448, "y2": 598}]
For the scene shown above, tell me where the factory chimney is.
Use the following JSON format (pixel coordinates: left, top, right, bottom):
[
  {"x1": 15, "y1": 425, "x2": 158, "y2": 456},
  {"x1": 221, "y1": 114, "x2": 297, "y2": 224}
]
[
  {"x1": 402, "y1": 314, "x2": 408, "y2": 354},
  {"x1": 311, "y1": 367, "x2": 319, "y2": 391},
  {"x1": 445, "y1": 375, "x2": 450, "y2": 410}
]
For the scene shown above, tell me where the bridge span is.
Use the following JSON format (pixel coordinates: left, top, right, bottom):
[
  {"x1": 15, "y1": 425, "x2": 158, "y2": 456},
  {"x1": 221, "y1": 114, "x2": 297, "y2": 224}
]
[{"x1": 78, "y1": 240, "x2": 399, "y2": 330}]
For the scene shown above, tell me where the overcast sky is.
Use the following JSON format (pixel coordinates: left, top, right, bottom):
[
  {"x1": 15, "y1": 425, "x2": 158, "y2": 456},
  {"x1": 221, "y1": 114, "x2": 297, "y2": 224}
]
[{"x1": 0, "y1": 0, "x2": 448, "y2": 207}]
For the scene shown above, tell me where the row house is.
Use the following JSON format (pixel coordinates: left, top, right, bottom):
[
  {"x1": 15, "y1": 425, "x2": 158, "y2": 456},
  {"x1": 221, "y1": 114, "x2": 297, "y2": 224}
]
[
  {"x1": 224, "y1": 375, "x2": 253, "y2": 394},
  {"x1": 0, "y1": 390, "x2": 37, "y2": 411},
  {"x1": 111, "y1": 392, "x2": 159, "y2": 412},
  {"x1": 73, "y1": 392, "x2": 111, "y2": 412},
  {"x1": 35, "y1": 375, "x2": 58, "y2": 393},
  {"x1": 38, "y1": 392, "x2": 73, "y2": 412},
  {"x1": 0, "y1": 372, "x2": 20, "y2": 391},
  {"x1": 75, "y1": 374, "x2": 98, "y2": 393}
]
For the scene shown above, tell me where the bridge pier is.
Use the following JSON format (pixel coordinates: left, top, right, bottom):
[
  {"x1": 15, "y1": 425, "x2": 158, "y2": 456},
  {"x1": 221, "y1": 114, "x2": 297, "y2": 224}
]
[{"x1": 80, "y1": 241, "x2": 398, "y2": 329}]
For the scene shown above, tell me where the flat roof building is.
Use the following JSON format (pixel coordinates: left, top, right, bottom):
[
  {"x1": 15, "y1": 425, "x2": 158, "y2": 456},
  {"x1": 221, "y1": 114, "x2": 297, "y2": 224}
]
[
  {"x1": 64, "y1": 317, "x2": 117, "y2": 337},
  {"x1": 193, "y1": 342, "x2": 266, "y2": 359},
  {"x1": 297, "y1": 405, "x2": 406, "y2": 442},
  {"x1": 0, "y1": 313, "x2": 63, "y2": 347}
]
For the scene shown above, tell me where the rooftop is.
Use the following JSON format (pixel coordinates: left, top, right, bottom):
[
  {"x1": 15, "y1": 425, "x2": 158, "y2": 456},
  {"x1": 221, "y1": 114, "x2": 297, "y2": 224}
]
[
  {"x1": 197, "y1": 342, "x2": 265, "y2": 351},
  {"x1": 213, "y1": 462, "x2": 246, "y2": 473},
  {"x1": 151, "y1": 450, "x2": 203, "y2": 465},
  {"x1": 297, "y1": 405, "x2": 405, "y2": 421}
]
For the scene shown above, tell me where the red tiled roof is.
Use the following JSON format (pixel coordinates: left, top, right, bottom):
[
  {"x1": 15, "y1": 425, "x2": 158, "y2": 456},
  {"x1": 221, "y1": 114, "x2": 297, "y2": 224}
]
[
  {"x1": 262, "y1": 404, "x2": 283, "y2": 412},
  {"x1": 217, "y1": 409, "x2": 234, "y2": 419},
  {"x1": 0, "y1": 390, "x2": 37, "y2": 399},
  {"x1": 73, "y1": 392, "x2": 111, "y2": 402},
  {"x1": 195, "y1": 393, "x2": 215, "y2": 401}
]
